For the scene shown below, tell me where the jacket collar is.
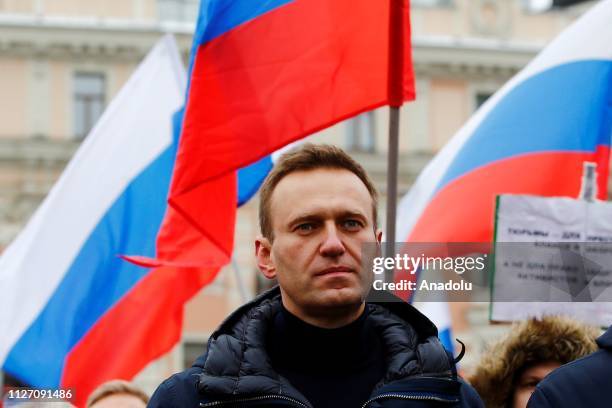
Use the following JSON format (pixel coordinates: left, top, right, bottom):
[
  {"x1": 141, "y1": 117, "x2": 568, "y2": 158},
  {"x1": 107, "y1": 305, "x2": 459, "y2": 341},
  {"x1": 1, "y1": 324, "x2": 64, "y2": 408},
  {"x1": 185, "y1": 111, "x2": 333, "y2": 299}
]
[
  {"x1": 196, "y1": 286, "x2": 450, "y2": 404},
  {"x1": 212, "y1": 286, "x2": 440, "y2": 341}
]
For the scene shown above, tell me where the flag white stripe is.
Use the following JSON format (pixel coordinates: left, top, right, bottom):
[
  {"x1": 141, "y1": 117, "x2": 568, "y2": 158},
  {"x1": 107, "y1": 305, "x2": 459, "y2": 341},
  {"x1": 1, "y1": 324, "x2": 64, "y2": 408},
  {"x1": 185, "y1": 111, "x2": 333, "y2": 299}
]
[{"x1": 0, "y1": 35, "x2": 186, "y2": 364}]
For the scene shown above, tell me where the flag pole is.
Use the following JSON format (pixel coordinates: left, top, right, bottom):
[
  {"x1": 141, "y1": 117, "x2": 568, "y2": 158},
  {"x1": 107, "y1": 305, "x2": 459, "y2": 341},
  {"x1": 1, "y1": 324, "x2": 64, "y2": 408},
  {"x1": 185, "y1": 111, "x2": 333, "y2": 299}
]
[
  {"x1": 384, "y1": 0, "x2": 405, "y2": 283},
  {"x1": 384, "y1": 107, "x2": 400, "y2": 283}
]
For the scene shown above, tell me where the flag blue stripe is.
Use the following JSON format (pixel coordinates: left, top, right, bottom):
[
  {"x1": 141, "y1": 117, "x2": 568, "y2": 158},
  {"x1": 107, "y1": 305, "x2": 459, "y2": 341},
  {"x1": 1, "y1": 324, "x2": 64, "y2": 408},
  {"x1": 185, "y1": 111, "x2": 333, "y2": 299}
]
[
  {"x1": 435, "y1": 60, "x2": 612, "y2": 194},
  {"x1": 412, "y1": 268, "x2": 454, "y2": 356},
  {"x1": 237, "y1": 155, "x2": 273, "y2": 206},
  {"x1": 195, "y1": 0, "x2": 294, "y2": 46},
  {"x1": 438, "y1": 328, "x2": 453, "y2": 353},
  {"x1": 3, "y1": 143, "x2": 176, "y2": 387},
  {"x1": 187, "y1": 0, "x2": 294, "y2": 88}
]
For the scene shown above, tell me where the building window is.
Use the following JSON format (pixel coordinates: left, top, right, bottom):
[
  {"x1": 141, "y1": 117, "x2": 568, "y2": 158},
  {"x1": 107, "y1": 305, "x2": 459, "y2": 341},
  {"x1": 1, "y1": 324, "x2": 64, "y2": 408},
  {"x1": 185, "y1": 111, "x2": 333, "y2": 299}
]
[
  {"x1": 521, "y1": 0, "x2": 550, "y2": 13},
  {"x1": 475, "y1": 92, "x2": 493, "y2": 110},
  {"x1": 522, "y1": 0, "x2": 590, "y2": 13},
  {"x1": 412, "y1": 0, "x2": 453, "y2": 7},
  {"x1": 73, "y1": 73, "x2": 105, "y2": 139},
  {"x1": 158, "y1": 0, "x2": 199, "y2": 23},
  {"x1": 183, "y1": 340, "x2": 207, "y2": 369},
  {"x1": 346, "y1": 111, "x2": 376, "y2": 153}
]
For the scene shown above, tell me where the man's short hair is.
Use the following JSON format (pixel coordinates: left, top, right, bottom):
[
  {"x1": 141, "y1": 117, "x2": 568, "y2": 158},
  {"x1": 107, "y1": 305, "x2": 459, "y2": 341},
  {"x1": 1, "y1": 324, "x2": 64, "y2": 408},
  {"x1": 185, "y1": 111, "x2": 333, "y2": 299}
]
[
  {"x1": 259, "y1": 143, "x2": 378, "y2": 240},
  {"x1": 86, "y1": 379, "x2": 149, "y2": 407}
]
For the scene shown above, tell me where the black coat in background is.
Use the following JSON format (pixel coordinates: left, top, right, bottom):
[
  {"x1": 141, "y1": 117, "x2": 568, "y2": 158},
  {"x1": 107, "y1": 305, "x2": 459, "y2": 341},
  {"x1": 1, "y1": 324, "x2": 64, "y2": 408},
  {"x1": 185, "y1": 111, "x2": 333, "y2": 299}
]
[{"x1": 527, "y1": 325, "x2": 612, "y2": 408}]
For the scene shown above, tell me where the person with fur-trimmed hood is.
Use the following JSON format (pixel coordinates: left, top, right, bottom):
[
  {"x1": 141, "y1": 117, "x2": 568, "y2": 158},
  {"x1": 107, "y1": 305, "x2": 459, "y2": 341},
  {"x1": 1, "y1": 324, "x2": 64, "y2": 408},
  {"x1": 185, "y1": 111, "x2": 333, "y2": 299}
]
[
  {"x1": 469, "y1": 316, "x2": 599, "y2": 408},
  {"x1": 527, "y1": 324, "x2": 612, "y2": 408}
]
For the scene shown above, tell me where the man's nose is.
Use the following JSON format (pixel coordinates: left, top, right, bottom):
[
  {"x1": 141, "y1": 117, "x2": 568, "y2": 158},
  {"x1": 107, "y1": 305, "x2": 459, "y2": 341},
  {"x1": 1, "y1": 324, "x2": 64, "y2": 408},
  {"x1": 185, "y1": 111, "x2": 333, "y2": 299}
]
[{"x1": 319, "y1": 224, "x2": 345, "y2": 257}]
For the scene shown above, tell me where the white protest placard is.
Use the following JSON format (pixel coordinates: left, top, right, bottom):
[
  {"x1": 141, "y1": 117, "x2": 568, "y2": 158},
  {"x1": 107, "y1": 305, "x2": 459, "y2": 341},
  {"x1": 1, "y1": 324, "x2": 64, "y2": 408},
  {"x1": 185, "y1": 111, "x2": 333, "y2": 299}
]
[{"x1": 491, "y1": 194, "x2": 612, "y2": 327}]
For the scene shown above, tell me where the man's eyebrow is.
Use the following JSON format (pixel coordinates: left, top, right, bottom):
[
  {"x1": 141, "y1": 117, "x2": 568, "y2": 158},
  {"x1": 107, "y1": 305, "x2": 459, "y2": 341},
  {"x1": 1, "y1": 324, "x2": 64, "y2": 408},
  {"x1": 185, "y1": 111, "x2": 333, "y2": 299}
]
[
  {"x1": 338, "y1": 210, "x2": 368, "y2": 219},
  {"x1": 287, "y1": 213, "x2": 321, "y2": 227},
  {"x1": 287, "y1": 210, "x2": 368, "y2": 227}
]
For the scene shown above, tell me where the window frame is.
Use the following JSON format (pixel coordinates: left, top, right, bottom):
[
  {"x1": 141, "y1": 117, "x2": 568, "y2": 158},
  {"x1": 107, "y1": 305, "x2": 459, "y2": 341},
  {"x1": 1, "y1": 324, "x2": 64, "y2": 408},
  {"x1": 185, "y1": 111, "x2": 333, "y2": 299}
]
[{"x1": 72, "y1": 71, "x2": 106, "y2": 139}]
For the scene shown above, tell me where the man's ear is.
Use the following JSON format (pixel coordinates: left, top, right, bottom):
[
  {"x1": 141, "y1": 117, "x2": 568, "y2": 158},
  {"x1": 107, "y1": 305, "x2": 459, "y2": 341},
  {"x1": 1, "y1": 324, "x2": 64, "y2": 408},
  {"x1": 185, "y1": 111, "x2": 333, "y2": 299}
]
[
  {"x1": 374, "y1": 229, "x2": 384, "y2": 257},
  {"x1": 255, "y1": 235, "x2": 276, "y2": 279}
]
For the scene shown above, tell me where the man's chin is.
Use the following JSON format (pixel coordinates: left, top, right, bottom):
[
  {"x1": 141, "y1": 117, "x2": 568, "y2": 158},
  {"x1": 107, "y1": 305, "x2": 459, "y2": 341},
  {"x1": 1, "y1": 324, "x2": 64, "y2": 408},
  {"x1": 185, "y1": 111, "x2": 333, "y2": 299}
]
[{"x1": 314, "y1": 286, "x2": 365, "y2": 308}]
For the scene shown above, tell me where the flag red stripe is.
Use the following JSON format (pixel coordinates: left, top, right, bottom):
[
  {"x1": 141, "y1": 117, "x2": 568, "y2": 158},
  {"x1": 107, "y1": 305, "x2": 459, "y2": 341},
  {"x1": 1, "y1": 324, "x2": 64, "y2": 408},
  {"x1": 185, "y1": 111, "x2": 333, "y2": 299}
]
[
  {"x1": 155, "y1": 0, "x2": 414, "y2": 268},
  {"x1": 388, "y1": 0, "x2": 410, "y2": 107},
  {"x1": 61, "y1": 266, "x2": 218, "y2": 407},
  {"x1": 177, "y1": 0, "x2": 414, "y2": 187},
  {"x1": 408, "y1": 147, "x2": 610, "y2": 242}
]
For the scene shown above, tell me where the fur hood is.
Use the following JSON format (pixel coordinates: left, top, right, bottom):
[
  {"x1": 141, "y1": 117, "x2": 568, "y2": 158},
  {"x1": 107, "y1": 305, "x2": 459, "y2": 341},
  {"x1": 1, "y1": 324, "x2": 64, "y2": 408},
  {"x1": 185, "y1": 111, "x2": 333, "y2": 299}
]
[{"x1": 469, "y1": 316, "x2": 599, "y2": 408}]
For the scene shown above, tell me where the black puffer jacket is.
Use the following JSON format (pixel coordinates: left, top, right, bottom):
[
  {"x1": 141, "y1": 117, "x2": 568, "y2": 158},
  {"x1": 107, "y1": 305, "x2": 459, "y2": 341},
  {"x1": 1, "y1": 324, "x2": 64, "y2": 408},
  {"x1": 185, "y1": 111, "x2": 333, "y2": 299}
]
[{"x1": 148, "y1": 287, "x2": 483, "y2": 407}]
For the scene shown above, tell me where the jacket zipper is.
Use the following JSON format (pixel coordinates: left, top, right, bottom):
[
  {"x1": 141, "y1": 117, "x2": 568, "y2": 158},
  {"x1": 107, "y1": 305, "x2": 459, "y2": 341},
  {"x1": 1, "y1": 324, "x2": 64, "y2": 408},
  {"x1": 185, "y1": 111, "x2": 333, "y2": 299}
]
[
  {"x1": 361, "y1": 393, "x2": 459, "y2": 407},
  {"x1": 200, "y1": 377, "x2": 457, "y2": 407},
  {"x1": 199, "y1": 394, "x2": 309, "y2": 408}
]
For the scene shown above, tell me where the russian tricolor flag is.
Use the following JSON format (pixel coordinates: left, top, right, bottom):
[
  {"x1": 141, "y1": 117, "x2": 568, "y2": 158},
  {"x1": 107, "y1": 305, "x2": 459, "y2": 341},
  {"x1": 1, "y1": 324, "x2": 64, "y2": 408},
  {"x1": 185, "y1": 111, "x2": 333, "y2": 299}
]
[
  {"x1": 397, "y1": 0, "x2": 612, "y2": 355},
  {"x1": 397, "y1": 0, "x2": 612, "y2": 245},
  {"x1": 0, "y1": 36, "x2": 191, "y2": 406},
  {"x1": 137, "y1": 0, "x2": 416, "y2": 270},
  {"x1": 1, "y1": 0, "x2": 417, "y2": 405}
]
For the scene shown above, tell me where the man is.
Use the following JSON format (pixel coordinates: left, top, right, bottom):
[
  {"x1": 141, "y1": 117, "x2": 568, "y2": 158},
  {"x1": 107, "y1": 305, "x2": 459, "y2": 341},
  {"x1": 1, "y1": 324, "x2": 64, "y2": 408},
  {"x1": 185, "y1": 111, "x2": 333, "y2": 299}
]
[
  {"x1": 149, "y1": 144, "x2": 483, "y2": 407},
  {"x1": 470, "y1": 316, "x2": 598, "y2": 408},
  {"x1": 87, "y1": 379, "x2": 149, "y2": 408},
  {"x1": 527, "y1": 324, "x2": 612, "y2": 408}
]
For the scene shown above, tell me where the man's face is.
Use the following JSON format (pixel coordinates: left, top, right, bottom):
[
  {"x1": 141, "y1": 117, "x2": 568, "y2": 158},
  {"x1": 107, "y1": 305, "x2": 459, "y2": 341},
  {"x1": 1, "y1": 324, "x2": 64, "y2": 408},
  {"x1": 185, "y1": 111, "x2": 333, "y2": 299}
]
[{"x1": 256, "y1": 168, "x2": 381, "y2": 322}]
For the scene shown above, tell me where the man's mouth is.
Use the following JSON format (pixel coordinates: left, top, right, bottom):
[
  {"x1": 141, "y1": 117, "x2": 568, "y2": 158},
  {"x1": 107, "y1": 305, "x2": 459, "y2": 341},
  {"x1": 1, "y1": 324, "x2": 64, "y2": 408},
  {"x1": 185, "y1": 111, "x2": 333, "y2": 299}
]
[{"x1": 315, "y1": 266, "x2": 354, "y2": 277}]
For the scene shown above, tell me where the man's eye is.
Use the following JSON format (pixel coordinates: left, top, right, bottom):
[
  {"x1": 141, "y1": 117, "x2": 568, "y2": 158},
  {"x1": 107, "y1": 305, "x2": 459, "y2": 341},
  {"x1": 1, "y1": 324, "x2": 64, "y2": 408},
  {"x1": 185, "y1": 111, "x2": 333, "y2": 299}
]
[
  {"x1": 296, "y1": 223, "x2": 315, "y2": 232},
  {"x1": 342, "y1": 220, "x2": 362, "y2": 230}
]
